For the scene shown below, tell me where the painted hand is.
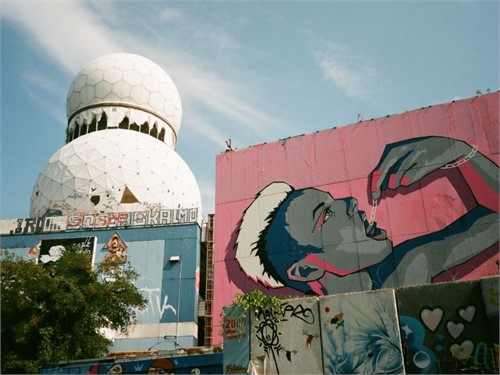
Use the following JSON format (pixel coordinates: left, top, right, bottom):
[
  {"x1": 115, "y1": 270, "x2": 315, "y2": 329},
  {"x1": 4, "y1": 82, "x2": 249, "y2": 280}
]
[{"x1": 369, "y1": 136, "x2": 470, "y2": 200}]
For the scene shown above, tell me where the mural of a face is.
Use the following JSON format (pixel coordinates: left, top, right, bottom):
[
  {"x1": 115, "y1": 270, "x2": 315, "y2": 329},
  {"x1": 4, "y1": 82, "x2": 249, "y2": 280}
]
[
  {"x1": 265, "y1": 188, "x2": 392, "y2": 295},
  {"x1": 234, "y1": 133, "x2": 499, "y2": 298}
]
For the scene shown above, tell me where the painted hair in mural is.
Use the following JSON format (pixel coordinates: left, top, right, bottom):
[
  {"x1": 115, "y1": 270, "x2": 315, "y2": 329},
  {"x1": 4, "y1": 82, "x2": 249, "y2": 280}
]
[{"x1": 235, "y1": 136, "x2": 499, "y2": 295}]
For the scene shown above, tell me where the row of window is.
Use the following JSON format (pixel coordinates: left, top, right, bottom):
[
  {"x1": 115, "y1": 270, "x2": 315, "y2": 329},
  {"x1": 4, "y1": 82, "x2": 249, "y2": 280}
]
[{"x1": 66, "y1": 113, "x2": 167, "y2": 143}]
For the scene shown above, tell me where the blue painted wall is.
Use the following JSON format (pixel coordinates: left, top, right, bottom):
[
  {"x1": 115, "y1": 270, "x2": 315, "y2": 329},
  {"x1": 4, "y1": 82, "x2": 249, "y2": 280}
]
[
  {"x1": 40, "y1": 352, "x2": 223, "y2": 374},
  {"x1": 1, "y1": 224, "x2": 201, "y2": 351}
]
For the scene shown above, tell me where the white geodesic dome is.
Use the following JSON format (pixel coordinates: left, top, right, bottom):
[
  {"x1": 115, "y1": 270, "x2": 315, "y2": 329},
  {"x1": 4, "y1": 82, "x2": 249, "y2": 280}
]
[
  {"x1": 66, "y1": 53, "x2": 182, "y2": 149},
  {"x1": 30, "y1": 130, "x2": 202, "y2": 219}
]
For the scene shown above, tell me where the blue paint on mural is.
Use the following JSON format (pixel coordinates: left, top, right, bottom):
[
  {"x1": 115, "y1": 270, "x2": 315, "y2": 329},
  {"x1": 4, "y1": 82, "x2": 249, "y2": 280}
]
[
  {"x1": 40, "y1": 353, "x2": 223, "y2": 374},
  {"x1": 399, "y1": 316, "x2": 438, "y2": 374},
  {"x1": 320, "y1": 290, "x2": 404, "y2": 374}
]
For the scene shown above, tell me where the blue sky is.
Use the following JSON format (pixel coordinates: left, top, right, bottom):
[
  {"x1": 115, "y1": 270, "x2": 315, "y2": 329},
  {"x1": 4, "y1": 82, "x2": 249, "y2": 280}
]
[{"x1": 1, "y1": 0, "x2": 498, "y2": 220}]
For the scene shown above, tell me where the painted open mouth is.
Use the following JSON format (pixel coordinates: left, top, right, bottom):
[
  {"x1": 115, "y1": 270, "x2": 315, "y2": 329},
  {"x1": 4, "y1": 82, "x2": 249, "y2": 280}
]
[{"x1": 359, "y1": 211, "x2": 387, "y2": 240}]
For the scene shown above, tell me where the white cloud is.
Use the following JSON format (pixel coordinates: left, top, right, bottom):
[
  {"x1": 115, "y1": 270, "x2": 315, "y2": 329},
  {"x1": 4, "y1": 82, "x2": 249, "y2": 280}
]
[
  {"x1": 2, "y1": 1, "x2": 288, "y2": 147},
  {"x1": 182, "y1": 107, "x2": 228, "y2": 147},
  {"x1": 311, "y1": 37, "x2": 382, "y2": 101},
  {"x1": 319, "y1": 58, "x2": 374, "y2": 99},
  {"x1": 159, "y1": 8, "x2": 183, "y2": 21},
  {"x1": 22, "y1": 71, "x2": 66, "y2": 127},
  {"x1": 1, "y1": 1, "x2": 122, "y2": 74}
]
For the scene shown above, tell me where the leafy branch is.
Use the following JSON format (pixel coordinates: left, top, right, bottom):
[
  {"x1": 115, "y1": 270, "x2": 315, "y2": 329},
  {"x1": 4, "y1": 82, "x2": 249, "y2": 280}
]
[{"x1": 229, "y1": 290, "x2": 287, "y2": 317}]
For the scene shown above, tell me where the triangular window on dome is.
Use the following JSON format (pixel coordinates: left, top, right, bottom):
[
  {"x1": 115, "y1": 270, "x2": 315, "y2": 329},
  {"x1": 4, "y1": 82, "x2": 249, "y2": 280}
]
[{"x1": 121, "y1": 186, "x2": 139, "y2": 204}]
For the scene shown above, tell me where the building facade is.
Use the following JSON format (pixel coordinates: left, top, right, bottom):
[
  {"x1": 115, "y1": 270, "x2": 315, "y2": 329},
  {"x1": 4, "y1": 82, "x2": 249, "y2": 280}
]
[
  {"x1": 1, "y1": 218, "x2": 201, "y2": 351},
  {"x1": 213, "y1": 92, "x2": 499, "y2": 344},
  {"x1": 1, "y1": 53, "x2": 206, "y2": 352}
]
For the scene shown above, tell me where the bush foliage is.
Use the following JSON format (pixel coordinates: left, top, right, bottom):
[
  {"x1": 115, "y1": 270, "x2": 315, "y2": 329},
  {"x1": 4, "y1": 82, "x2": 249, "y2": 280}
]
[{"x1": 1, "y1": 246, "x2": 146, "y2": 374}]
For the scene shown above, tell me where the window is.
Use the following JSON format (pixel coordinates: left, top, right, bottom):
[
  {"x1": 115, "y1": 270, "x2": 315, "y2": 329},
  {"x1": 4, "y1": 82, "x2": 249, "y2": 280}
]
[
  {"x1": 73, "y1": 123, "x2": 79, "y2": 140},
  {"x1": 97, "y1": 113, "x2": 107, "y2": 130},
  {"x1": 88, "y1": 118, "x2": 97, "y2": 133},
  {"x1": 80, "y1": 123, "x2": 88, "y2": 136},
  {"x1": 119, "y1": 117, "x2": 129, "y2": 129},
  {"x1": 150, "y1": 123, "x2": 158, "y2": 138},
  {"x1": 159, "y1": 128, "x2": 165, "y2": 142}
]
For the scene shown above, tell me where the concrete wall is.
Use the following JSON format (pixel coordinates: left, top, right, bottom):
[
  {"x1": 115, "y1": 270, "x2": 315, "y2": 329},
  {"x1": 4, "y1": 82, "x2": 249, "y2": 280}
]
[
  {"x1": 223, "y1": 276, "x2": 499, "y2": 374},
  {"x1": 396, "y1": 277, "x2": 498, "y2": 374},
  {"x1": 320, "y1": 289, "x2": 403, "y2": 374},
  {"x1": 251, "y1": 297, "x2": 323, "y2": 375}
]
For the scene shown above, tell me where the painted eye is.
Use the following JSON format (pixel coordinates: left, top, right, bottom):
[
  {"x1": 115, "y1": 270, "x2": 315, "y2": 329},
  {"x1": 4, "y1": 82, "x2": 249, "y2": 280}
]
[{"x1": 313, "y1": 207, "x2": 332, "y2": 232}]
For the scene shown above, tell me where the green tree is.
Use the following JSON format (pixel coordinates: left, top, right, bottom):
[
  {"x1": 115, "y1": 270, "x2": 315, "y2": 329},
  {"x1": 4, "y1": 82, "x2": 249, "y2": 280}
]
[{"x1": 1, "y1": 246, "x2": 147, "y2": 374}]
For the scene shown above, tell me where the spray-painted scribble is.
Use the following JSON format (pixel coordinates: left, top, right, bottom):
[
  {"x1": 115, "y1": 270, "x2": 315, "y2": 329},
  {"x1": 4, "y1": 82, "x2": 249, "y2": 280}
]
[{"x1": 137, "y1": 287, "x2": 176, "y2": 319}]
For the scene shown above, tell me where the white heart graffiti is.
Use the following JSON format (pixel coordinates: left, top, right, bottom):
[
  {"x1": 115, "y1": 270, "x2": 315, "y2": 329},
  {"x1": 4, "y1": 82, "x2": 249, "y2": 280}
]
[
  {"x1": 450, "y1": 340, "x2": 474, "y2": 360},
  {"x1": 458, "y1": 305, "x2": 476, "y2": 322},
  {"x1": 446, "y1": 321, "x2": 464, "y2": 339},
  {"x1": 420, "y1": 308, "x2": 443, "y2": 332}
]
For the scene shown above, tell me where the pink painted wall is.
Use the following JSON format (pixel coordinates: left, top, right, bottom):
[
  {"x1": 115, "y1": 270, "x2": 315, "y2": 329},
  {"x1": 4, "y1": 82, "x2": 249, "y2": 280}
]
[{"x1": 213, "y1": 93, "x2": 499, "y2": 344}]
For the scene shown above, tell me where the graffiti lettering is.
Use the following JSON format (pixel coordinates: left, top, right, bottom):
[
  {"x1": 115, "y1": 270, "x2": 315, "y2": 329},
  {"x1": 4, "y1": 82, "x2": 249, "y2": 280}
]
[
  {"x1": 282, "y1": 302, "x2": 315, "y2": 324},
  {"x1": 9, "y1": 217, "x2": 65, "y2": 235},
  {"x1": 2, "y1": 208, "x2": 199, "y2": 235},
  {"x1": 138, "y1": 288, "x2": 176, "y2": 319}
]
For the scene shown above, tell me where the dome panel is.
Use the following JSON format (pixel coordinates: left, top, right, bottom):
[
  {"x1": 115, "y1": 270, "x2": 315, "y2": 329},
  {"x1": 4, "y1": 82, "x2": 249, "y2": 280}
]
[
  {"x1": 113, "y1": 80, "x2": 132, "y2": 98},
  {"x1": 130, "y1": 85, "x2": 150, "y2": 105},
  {"x1": 115, "y1": 58, "x2": 134, "y2": 71},
  {"x1": 134, "y1": 61, "x2": 151, "y2": 76},
  {"x1": 97, "y1": 57, "x2": 115, "y2": 71},
  {"x1": 103, "y1": 92, "x2": 121, "y2": 103},
  {"x1": 95, "y1": 81, "x2": 112, "y2": 99},
  {"x1": 142, "y1": 75, "x2": 159, "y2": 92},
  {"x1": 69, "y1": 94, "x2": 81, "y2": 114},
  {"x1": 149, "y1": 92, "x2": 165, "y2": 111},
  {"x1": 104, "y1": 67, "x2": 124, "y2": 84},
  {"x1": 87, "y1": 69, "x2": 104, "y2": 86},
  {"x1": 74, "y1": 74, "x2": 88, "y2": 92},
  {"x1": 79, "y1": 85, "x2": 95, "y2": 105},
  {"x1": 123, "y1": 70, "x2": 143, "y2": 86}
]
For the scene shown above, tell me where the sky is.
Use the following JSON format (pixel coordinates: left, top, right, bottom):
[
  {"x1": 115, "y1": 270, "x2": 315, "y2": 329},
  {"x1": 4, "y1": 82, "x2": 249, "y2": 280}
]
[{"x1": 1, "y1": 0, "x2": 498, "y2": 220}]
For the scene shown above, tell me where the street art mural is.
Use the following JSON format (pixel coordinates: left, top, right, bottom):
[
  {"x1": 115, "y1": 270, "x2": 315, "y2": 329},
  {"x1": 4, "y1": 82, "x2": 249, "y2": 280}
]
[
  {"x1": 37, "y1": 236, "x2": 96, "y2": 265},
  {"x1": 320, "y1": 290, "x2": 403, "y2": 374},
  {"x1": 103, "y1": 232, "x2": 128, "y2": 264},
  {"x1": 234, "y1": 136, "x2": 498, "y2": 295},
  {"x1": 39, "y1": 352, "x2": 223, "y2": 374},
  {"x1": 250, "y1": 297, "x2": 323, "y2": 374},
  {"x1": 213, "y1": 92, "x2": 500, "y2": 343},
  {"x1": 396, "y1": 277, "x2": 499, "y2": 374},
  {"x1": 0, "y1": 207, "x2": 199, "y2": 235},
  {"x1": 223, "y1": 278, "x2": 498, "y2": 374}
]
